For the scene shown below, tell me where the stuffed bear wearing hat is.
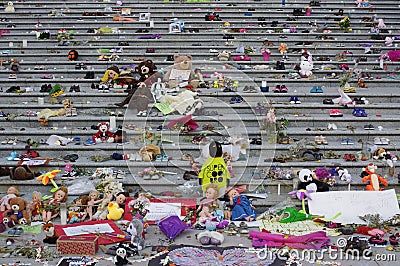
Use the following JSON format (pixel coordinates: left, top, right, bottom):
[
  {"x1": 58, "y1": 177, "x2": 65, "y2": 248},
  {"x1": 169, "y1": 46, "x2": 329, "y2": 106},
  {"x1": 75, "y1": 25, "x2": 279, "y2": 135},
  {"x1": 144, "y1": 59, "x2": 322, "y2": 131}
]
[{"x1": 92, "y1": 122, "x2": 115, "y2": 143}]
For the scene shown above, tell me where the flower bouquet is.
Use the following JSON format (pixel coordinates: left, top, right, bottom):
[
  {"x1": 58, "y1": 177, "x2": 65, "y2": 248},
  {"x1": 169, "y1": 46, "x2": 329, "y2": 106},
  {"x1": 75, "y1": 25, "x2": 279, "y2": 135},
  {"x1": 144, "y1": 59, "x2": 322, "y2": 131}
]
[{"x1": 137, "y1": 167, "x2": 163, "y2": 180}]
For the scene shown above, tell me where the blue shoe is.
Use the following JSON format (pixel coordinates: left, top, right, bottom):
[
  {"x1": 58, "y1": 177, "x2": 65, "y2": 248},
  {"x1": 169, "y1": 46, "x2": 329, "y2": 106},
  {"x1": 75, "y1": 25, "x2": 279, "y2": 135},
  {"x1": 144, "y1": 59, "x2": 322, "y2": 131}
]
[
  {"x1": 316, "y1": 86, "x2": 324, "y2": 93},
  {"x1": 289, "y1": 96, "x2": 296, "y2": 104},
  {"x1": 359, "y1": 108, "x2": 368, "y2": 117},
  {"x1": 347, "y1": 138, "x2": 354, "y2": 145},
  {"x1": 352, "y1": 108, "x2": 360, "y2": 116},
  {"x1": 6, "y1": 151, "x2": 18, "y2": 161},
  {"x1": 310, "y1": 86, "x2": 318, "y2": 93},
  {"x1": 294, "y1": 96, "x2": 301, "y2": 104},
  {"x1": 341, "y1": 138, "x2": 348, "y2": 145},
  {"x1": 84, "y1": 138, "x2": 95, "y2": 146}
]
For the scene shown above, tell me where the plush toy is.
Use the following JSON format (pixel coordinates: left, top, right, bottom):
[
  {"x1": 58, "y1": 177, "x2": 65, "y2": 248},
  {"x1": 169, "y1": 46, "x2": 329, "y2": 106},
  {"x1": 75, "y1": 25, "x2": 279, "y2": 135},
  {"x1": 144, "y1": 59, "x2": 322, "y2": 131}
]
[
  {"x1": 297, "y1": 168, "x2": 330, "y2": 192},
  {"x1": 136, "y1": 60, "x2": 157, "y2": 82},
  {"x1": 361, "y1": 163, "x2": 388, "y2": 191},
  {"x1": 100, "y1": 65, "x2": 120, "y2": 90},
  {"x1": 92, "y1": 122, "x2": 115, "y2": 143},
  {"x1": 218, "y1": 51, "x2": 231, "y2": 61},
  {"x1": 357, "y1": 78, "x2": 368, "y2": 88},
  {"x1": 278, "y1": 43, "x2": 288, "y2": 60},
  {"x1": 107, "y1": 202, "x2": 124, "y2": 220},
  {"x1": 4, "y1": 2, "x2": 15, "y2": 12},
  {"x1": 67, "y1": 49, "x2": 79, "y2": 61},
  {"x1": 113, "y1": 243, "x2": 129, "y2": 266},
  {"x1": 385, "y1": 36, "x2": 394, "y2": 47},
  {"x1": 163, "y1": 54, "x2": 197, "y2": 89},
  {"x1": 373, "y1": 148, "x2": 397, "y2": 177},
  {"x1": 62, "y1": 99, "x2": 77, "y2": 117},
  {"x1": 42, "y1": 222, "x2": 59, "y2": 244},
  {"x1": 127, "y1": 218, "x2": 145, "y2": 250},
  {"x1": 299, "y1": 50, "x2": 313, "y2": 78},
  {"x1": 0, "y1": 186, "x2": 19, "y2": 212},
  {"x1": 337, "y1": 168, "x2": 352, "y2": 183},
  {"x1": 2, "y1": 197, "x2": 30, "y2": 225},
  {"x1": 139, "y1": 144, "x2": 161, "y2": 162},
  {"x1": 158, "y1": 89, "x2": 203, "y2": 115}
]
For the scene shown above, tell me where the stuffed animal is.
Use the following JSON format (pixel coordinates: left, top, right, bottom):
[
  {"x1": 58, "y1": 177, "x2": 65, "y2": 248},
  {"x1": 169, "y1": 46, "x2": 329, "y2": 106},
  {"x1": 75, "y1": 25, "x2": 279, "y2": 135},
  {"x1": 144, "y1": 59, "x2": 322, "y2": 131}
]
[
  {"x1": 136, "y1": 60, "x2": 157, "y2": 82},
  {"x1": 373, "y1": 148, "x2": 397, "y2": 177},
  {"x1": 127, "y1": 218, "x2": 145, "y2": 250},
  {"x1": 218, "y1": 51, "x2": 231, "y2": 61},
  {"x1": 106, "y1": 202, "x2": 124, "y2": 220},
  {"x1": 357, "y1": 78, "x2": 368, "y2": 88},
  {"x1": 297, "y1": 168, "x2": 330, "y2": 192},
  {"x1": 337, "y1": 168, "x2": 352, "y2": 183},
  {"x1": 2, "y1": 197, "x2": 30, "y2": 225},
  {"x1": 62, "y1": 99, "x2": 77, "y2": 117},
  {"x1": 42, "y1": 222, "x2": 59, "y2": 244},
  {"x1": 299, "y1": 50, "x2": 313, "y2": 78},
  {"x1": 361, "y1": 163, "x2": 388, "y2": 191},
  {"x1": 385, "y1": 36, "x2": 394, "y2": 47},
  {"x1": 92, "y1": 122, "x2": 115, "y2": 143},
  {"x1": 159, "y1": 89, "x2": 203, "y2": 115},
  {"x1": 163, "y1": 54, "x2": 197, "y2": 89},
  {"x1": 113, "y1": 243, "x2": 129, "y2": 266},
  {"x1": 67, "y1": 50, "x2": 79, "y2": 61},
  {"x1": 5, "y1": 2, "x2": 15, "y2": 12}
]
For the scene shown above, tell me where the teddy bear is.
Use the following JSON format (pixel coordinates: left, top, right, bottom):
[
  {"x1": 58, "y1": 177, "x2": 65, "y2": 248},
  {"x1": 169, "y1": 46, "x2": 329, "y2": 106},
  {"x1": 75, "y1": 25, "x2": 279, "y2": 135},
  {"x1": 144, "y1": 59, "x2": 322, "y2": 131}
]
[
  {"x1": 5, "y1": 2, "x2": 15, "y2": 12},
  {"x1": 218, "y1": 51, "x2": 231, "y2": 61},
  {"x1": 106, "y1": 202, "x2": 124, "y2": 220},
  {"x1": 373, "y1": 148, "x2": 397, "y2": 177},
  {"x1": 357, "y1": 78, "x2": 368, "y2": 88},
  {"x1": 114, "y1": 60, "x2": 159, "y2": 108},
  {"x1": 2, "y1": 197, "x2": 30, "y2": 226},
  {"x1": 62, "y1": 99, "x2": 77, "y2": 117},
  {"x1": 299, "y1": 50, "x2": 313, "y2": 78},
  {"x1": 163, "y1": 54, "x2": 198, "y2": 89},
  {"x1": 92, "y1": 122, "x2": 115, "y2": 143},
  {"x1": 158, "y1": 89, "x2": 203, "y2": 115},
  {"x1": 361, "y1": 163, "x2": 388, "y2": 191}
]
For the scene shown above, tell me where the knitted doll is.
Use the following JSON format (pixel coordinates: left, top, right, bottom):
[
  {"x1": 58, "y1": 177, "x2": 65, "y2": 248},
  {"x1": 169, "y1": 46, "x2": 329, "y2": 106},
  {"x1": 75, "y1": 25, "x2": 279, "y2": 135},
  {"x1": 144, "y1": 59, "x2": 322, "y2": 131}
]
[
  {"x1": 42, "y1": 187, "x2": 68, "y2": 223},
  {"x1": 0, "y1": 186, "x2": 20, "y2": 211},
  {"x1": 226, "y1": 187, "x2": 256, "y2": 221}
]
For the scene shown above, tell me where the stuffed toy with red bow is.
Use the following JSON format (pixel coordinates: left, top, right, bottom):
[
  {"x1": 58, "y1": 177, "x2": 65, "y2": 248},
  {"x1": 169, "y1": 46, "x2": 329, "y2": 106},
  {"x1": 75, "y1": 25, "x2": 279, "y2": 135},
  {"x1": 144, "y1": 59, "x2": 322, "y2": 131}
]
[{"x1": 92, "y1": 122, "x2": 115, "y2": 143}]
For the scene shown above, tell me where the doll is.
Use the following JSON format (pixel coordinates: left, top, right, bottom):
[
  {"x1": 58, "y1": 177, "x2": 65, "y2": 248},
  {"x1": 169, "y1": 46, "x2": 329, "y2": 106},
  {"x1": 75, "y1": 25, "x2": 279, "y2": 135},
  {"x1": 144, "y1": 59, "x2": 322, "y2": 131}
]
[
  {"x1": 278, "y1": 43, "x2": 288, "y2": 61},
  {"x1": 92, "y1": 192, "x2": 113, "y2": 220},
  {"x1": 197, "y1": 184, "x2": 222, "y2": 223},
  {"x1": 0, "y1": 186, "x2": 20, "y2": 211},
  {"x1": 100, "y1": 65, "x2": 120, "y2": 90},
  {"x1": 29, "y1": 191, "x2": 42, "y2": 222},
  {"x1": 86, "y1": 190, "x2": 103, "y2": 221},
  {"x1": 226, "y1": 187, "x2": 256, "y2": 221},
  {"x1": 42, "y1": 187, "x2": 68, "y2": 223}
]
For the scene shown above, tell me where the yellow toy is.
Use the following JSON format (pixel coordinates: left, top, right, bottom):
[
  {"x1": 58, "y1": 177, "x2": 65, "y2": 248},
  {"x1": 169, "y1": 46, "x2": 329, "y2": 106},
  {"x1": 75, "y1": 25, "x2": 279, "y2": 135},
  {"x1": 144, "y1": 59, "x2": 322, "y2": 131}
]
[{"x1": 106, "y1": 202, "x2": 124, "y2": 220}]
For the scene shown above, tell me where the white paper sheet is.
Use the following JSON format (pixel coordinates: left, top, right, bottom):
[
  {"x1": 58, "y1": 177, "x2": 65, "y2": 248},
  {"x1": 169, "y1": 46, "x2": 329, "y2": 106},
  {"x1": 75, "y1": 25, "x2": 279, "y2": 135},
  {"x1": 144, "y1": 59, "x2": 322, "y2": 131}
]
[
  {"x1": 144, "y1": 202, "x2": 181, "y2": 221},
  {"x1": 308, "y1": 189, "x2": 400, "y2": 224},
  {"x1": 63, "y1": 223, "x2": 114, "y2": 236}
]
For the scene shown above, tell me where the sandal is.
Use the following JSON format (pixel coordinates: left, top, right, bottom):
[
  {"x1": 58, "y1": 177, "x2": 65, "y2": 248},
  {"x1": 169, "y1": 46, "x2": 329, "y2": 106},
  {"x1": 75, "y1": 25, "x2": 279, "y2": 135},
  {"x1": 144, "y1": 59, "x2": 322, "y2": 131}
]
[
  {"x1": 323, "y1": 150, "x2": 340, "y2": 159},
  {"x1": 224, "y1": 223, "x2": 238, "y2": 236}
]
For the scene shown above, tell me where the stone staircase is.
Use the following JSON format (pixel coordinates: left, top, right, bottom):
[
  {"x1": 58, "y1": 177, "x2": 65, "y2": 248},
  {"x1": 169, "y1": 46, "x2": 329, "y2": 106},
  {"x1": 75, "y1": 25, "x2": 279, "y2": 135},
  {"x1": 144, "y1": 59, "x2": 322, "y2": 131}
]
[{"x1": 1, "y1": 0, "x2": 400, "y2": 206}]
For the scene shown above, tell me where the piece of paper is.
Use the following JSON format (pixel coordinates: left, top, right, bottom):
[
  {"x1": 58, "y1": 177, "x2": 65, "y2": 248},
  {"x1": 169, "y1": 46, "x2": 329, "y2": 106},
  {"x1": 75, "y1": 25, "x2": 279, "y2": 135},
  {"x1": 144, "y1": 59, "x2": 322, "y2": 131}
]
[
  {"x1": 144, "y1": 203, "x2": 181, "y2": 221},
  {"x1": 154, "y1": 102, "x2": 174, "y2": 115},
  {"x1": 63, "y1": 223, "x2": 114, "y2": 236},
  {"x1": 308, "y1": 189, "x2": 400, "y2": 224},
  {"x1": 259, "y1": 220, "x2": 339, "y2": 236},
  {"x1": 169, "y1": 69, "x2": 191, "y2": 80}
]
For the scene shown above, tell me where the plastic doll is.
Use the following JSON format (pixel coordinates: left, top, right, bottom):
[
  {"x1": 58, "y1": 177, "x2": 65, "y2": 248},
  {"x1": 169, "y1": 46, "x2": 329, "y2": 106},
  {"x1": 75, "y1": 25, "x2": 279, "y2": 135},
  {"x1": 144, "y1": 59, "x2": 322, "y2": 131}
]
[
  {"x1": 100, "y1": 65, "x2": 120, "y2": 90},
  {"x1": 29, "y1": 191, "x2": 42, "y2": 222},
  {"x1": 92, "y1": 192, "x2": 113, "y2": 220},
  {"x1": 278, "y1": 43, "x2": 288, "y2": 61},
  {"x1": 0, "y1": 186, "x2": 20, "y2": 211},
  {"x1": 197, "y1": 184, "x2": 222, "y2": 223},
  {"x1": 77, "y1": 195, "x2": 90, "y2": 222},
  {"x1": 115, "y1": 191, "x2": 129, "y2": 209},
  {"x1": 226, "y1": 187, "x2": 256, "y2": 221},
  {"x1": 86, "y1": 190, "x2": 103, "y2": 221},
  {"x1": 42, "y1": 187, "x2": 68, "y2": 223}
]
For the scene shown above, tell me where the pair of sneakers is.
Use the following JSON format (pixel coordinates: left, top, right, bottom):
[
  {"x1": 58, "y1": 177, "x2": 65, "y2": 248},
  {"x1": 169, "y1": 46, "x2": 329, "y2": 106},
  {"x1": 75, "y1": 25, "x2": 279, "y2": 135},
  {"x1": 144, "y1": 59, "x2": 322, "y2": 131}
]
[
  {"x1": 273, "y1": 84, "x2": 288, "y2": 93},
  {"x1": 353, "y1": 108, "x2": 368, "y2": 117}
]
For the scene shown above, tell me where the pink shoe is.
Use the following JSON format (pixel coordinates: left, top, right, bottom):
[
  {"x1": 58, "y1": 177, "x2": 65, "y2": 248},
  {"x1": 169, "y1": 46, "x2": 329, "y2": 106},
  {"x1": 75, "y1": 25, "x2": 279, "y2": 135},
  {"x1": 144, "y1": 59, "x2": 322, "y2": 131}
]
[{"x1": 261, "y1": 48, "x2": 271, "y2": 61}]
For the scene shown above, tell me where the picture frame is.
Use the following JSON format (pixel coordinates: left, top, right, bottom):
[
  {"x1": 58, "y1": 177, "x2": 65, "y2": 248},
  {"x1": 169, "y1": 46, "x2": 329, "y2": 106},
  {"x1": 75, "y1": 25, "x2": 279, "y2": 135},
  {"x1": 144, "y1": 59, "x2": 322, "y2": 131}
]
[{"x1": 139, "y1": 12, "x2": 151, "y2": 22}]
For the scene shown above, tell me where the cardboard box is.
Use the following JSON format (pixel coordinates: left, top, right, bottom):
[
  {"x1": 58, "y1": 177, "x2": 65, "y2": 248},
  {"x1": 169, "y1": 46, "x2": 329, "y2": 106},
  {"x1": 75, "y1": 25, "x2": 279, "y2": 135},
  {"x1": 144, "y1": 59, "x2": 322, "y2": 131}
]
[{"x1": 57, "y1": 235, "x2": 98, "y2": 255}]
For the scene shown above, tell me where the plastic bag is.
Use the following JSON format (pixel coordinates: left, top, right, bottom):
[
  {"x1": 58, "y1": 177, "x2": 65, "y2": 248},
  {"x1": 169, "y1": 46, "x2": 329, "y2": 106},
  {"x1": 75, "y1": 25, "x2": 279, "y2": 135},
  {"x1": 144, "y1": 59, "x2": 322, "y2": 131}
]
[
  {"x1": 67, "y1": 179, "x2": 96, "y2": 195},
  {"x1": 158, "y1": 215, "x2": 188, "y2": 240}
]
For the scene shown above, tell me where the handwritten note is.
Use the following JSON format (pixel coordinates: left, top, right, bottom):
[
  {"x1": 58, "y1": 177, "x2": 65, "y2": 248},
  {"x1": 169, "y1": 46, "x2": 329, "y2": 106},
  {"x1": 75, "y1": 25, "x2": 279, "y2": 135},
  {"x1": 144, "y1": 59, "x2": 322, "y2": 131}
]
[
  {"x1": 308, "y1": 189, "x2": 400, "y2": 224},
  {"x1": 63, "y1": 223, "x2": 114, "y2": 236}
]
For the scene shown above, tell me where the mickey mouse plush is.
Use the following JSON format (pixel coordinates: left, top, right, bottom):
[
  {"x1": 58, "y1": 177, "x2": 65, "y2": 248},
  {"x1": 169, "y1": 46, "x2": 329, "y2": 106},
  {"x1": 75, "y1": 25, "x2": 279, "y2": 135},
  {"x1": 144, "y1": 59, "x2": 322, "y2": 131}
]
[{"x1": 92, "y1": 122, "x2": 115, "y2": 143}]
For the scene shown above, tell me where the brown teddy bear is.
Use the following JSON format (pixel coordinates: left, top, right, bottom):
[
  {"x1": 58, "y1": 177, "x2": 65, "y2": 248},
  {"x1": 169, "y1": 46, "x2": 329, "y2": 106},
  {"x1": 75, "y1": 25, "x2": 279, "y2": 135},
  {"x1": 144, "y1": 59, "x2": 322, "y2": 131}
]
[
  {"x1": 164, "y1": 54, "x2": 198, "y2": 89},
  {"x1": 358, "y1": 78, "x2": 368, "y2": 88},
  {"x1": 2, "y1": 197, "x2": 30, "y2": 226}
]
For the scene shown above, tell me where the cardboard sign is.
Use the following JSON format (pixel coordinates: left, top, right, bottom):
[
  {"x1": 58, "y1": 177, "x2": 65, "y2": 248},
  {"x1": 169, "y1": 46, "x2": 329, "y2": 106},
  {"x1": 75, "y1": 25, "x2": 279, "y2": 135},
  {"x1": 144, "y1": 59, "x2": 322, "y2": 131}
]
[
  {"x1": 308, "y1": 189, "x2": 400, "y2": 224},
  {"x1": 124, "y1": 197, "x2": 197, "y2": 224}
]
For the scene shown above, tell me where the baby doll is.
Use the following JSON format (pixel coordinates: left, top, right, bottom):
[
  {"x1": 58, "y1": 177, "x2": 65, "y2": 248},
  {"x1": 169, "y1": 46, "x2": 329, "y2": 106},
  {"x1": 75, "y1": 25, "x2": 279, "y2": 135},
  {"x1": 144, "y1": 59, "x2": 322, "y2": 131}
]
[
  {"x1": 68, "y1": 196, "x2": 87, "y2": 224},
  {"x1": 28, "y1": 191, "x2": 42, "y2": 222},
  {"x1": 197, "y1": 184, "x2": 222, "y2": 223},
  {"x1": 86, "y1": 190, "x2": 103, "y2": 221},
  {"x1": 226, "y1": 187, "x2": 256, "y2": 221},
  {"x1": 42, "y1": 187, "x2": 68, "y2": 223},
  {"x1": 0, "y1": 186, "x2": 20, "y2": 211},
  {"x1": 115, "y1": 191, "x2": 130, "y2": 209},
  {"x1": 92, "y1": 192, "x2": 113, "y2": 221}
]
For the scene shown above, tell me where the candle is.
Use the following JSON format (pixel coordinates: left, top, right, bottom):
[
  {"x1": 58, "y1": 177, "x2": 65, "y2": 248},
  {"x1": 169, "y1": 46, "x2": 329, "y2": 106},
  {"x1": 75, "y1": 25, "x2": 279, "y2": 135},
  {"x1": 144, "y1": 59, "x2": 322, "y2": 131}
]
[{"x1": 278, "y1": 183, "x2": 281, "y2": 195}]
